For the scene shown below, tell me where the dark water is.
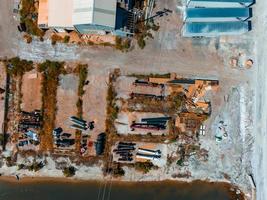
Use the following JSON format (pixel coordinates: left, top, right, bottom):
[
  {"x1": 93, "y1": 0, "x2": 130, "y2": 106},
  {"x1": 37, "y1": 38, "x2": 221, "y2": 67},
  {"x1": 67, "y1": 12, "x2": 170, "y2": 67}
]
[{"x1": 0, "y1": 180, "x2": 240, "y2": 200}]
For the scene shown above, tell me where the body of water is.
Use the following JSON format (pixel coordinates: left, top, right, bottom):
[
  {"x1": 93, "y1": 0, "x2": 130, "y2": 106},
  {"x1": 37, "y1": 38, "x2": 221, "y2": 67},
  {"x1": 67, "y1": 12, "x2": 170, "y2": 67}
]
[{"x1": 0, "y1": 180, "x2": 242, "y2": 200}]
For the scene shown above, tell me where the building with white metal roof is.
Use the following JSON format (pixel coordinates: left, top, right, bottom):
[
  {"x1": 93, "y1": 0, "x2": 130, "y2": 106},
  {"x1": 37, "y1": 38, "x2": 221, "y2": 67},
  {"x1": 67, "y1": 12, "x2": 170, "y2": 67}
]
[
  {"x1": 48, "y1": 0, "x2": 74, "y2": 29},
  {"x1": 73, "y1": 0, "x2": 117, "y2": 34},
  {"x1": 38, "y1": 0, "x2": 119, "y2": 34}
]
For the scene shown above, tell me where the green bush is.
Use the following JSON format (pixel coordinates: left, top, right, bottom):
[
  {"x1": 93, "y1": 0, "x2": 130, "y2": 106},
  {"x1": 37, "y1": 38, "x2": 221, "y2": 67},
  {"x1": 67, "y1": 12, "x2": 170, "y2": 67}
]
[
  {"x1": 20, "y1": 0, "x2": 44, "y2": 37},
  {"x1": 135, "y1": 162, "x2": 157, "y2": 174},
  {"x1": 7, "y1": 57, "x2": 34, "y2": 76},
  {"x1": 137, "y1": 36, "x2": 146, "y2": 49},
  {"x1": 63, "y1": 35, "x2": 70, "y2": 43},
  {"x1": 63, "y1": 166, "x2": 76, "y2": 177},
  {"x1": 28, "y1": 162, "x2": 44, "y2": 172}
]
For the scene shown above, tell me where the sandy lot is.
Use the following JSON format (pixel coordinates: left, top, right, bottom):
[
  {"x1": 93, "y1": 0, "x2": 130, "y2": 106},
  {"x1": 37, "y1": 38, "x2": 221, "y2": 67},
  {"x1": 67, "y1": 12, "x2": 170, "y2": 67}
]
[
  {"x1": 55, "y1": 74, "x2": 78, "y2": 149},
  {"x1": 21, "y1": 70, "x2": 42, "y2": 112},
  {"x1": 82, "y1": 72, "x2": 108, "y2": 156}
]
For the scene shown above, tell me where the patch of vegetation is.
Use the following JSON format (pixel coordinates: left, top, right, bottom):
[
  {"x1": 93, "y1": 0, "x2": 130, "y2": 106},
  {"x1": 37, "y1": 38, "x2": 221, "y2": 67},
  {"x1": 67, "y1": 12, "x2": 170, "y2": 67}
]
[
  {"x1": 115, "y1": 37, "x2": 131, "y2": 51},
  {"x1": 17, "y1": 163, "x2": 26, "y2": 170},
  {"x1": 74, "y1": 64, "x2": 88, "y2": 152},
  {"x1": 63, "y1": 166, "x2": 76, "y2": 177},
  {"x1": 137, "y1": 35, "x2": 146, "y2": 49},
  {"x1": 176, "y1": 158, "x2": 184, "y2": 166},
  {"x1": 74, "y1": 64, "x2": 88, "y2": 97},
  {"x1": 105, "y1": 165, "x2": 125, "y2": 177},
  {"x1": 5, "y1": 157, "x2": 15, "y2": 167},
  {"x1": 38, "y1": 60, "x2": 65, "y2": 151},
  {"x1": 51, "y1": 34, "x2": 63, "y2": 45},
  {"x1": 23, "y1": 34, "x2": 33, "y2": 43},
  {"x1": 20, "y1": 0, "x2": 44, "y2": 37},
  {"x1": 63, "y1": 35, "x2": 70, "y2": 43},
  {"x1": 0, "y1": 134, "x2": 4, "y2": 143},
  {"x1": 27, "y1": 161, "x2": 44, "y2": 172},
  {"x1": 135, "y1": 162, "x2": 158, "y2": 174},
  {"x1": 6, "y1": 57, "x2": 33, "y2": 77}
]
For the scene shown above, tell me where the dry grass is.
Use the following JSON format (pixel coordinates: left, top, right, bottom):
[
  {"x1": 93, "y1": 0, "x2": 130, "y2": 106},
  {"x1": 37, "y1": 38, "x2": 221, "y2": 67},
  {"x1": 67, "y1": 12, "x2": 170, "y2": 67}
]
[{"x1": 38, "y1": 61, "x2": 65, "y2": 151}]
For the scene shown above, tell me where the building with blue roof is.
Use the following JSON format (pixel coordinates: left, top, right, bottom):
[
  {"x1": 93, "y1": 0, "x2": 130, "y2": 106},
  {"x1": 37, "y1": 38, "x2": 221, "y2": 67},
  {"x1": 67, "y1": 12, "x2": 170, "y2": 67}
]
[
  {"x1": 187, "y1": 0, "x2": 254, "y2": 8},
  {"x1": 182, "y1": 21, "x2": 251, "y2": 37},
  {"x1": 185, "y1": 8, "x2": 251, "y2": 22}
]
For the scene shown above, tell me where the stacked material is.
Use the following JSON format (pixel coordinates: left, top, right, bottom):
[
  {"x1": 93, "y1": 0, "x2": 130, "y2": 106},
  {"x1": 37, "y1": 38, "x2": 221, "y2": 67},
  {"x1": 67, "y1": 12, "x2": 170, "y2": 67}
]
[
  {"x1": 136, "y1": 147, "x2": 162, "y2": 161},
  {"x1": 69, "y1": 116, "x2": 88, "y2": 131},
  {"x1": 131, "y1": 117, "x2": 171, "y2": 131},
  {"x1": 113, "y1": 142, "x2": 136, "y2": 162},
  {"x1": 95, "y1": 133, "x2": 106, "y2": 155}
]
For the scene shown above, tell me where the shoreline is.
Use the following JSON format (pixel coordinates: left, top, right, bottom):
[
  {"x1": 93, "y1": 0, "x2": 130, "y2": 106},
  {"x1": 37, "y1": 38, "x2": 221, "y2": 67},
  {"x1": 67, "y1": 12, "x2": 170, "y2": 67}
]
[
  {"x1": 0, "y1": 175, "x2": 246, "y2": 200},
  {"x1": 0, "y1": 174, "x2": 240, "y2": 187}
]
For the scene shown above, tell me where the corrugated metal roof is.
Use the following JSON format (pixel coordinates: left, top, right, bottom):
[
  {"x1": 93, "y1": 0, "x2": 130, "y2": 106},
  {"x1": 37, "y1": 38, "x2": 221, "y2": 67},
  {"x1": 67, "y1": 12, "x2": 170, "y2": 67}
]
[
  {"x1": 73, "y1": 0, "x2": 117, "y2": 28},
  {"x1": 93, "y1": 0, "x2": 117, "y2": 28},
  {"x1": 37, "y1": 0, "x2": 48, "y2": 25},
  {"x1": 186, "y1": 8, "x2": 250, "y2": 18},
  {"x1": 48, "y1": 0, "x2": 73, "y2": 28},
  {"x1": 183, "y1": 21, "x2": 250, "y2": 37},
  {"x1": 73, "y1": 0, "x2": 94, "y2": 25}
]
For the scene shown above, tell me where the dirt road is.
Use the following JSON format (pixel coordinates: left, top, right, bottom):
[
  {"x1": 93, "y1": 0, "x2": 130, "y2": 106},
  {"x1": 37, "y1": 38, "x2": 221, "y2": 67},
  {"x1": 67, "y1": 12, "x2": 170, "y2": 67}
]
[{"x1": 252, "y1": 0, "x2": 267, "y2": 199}]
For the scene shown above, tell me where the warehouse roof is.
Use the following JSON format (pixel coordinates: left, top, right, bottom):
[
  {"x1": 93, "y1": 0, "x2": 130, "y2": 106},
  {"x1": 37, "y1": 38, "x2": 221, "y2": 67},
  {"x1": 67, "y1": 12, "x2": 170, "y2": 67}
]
[
  {"x1": 48, "y1": 0, "x2": 73, "y2": 28},
  {"x1": 186, "y1": 8, "x2": 251, "y2": 18},
  {"x1": 37, "y1": 0, "x2": 48, "y2": 25},
  {"x1": 183, "y1": 21, "x2": 250, "y2": 37},
  {"x1": 73, "y1": 0, "x2": 117, "y2": 28}
]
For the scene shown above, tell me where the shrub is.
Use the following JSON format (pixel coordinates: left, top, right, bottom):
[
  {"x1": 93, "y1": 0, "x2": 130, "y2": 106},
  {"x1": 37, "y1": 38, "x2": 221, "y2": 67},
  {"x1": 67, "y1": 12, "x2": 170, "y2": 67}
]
[
  {"x1": 28, "y1": 161, "x2": 44, "y2": 172},
  {"x1": 7, "y1": 57, "x2": 34, "y2": 77},
  {"x1": 135, "y1": 162, "x2": 157, "y2": 174},
  {"x1": 63, "y1": 35, "x2": 70, "y2": 43},
  {"x1": 51, "y1": 34, "x2": 63, "y2": 45},
  {"x1": 137, "y1": 36, "x2": 146, "y2": 49},
  {"x1": 115, "y1": 37, "x2": 131, "y2": 51},
  {"x1": 63, "y1": 166, "x2": 76, "y2": 177},
  {"x1": 20, "y1": 0, "x2": 44, "y2": 37}
]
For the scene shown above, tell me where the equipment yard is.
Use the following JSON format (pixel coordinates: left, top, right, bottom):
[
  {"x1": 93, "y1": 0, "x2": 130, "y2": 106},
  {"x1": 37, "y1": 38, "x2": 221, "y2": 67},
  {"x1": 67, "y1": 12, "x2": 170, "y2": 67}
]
[{"x1": 0, "y1": 0, "x2": 265, "y2": 200}]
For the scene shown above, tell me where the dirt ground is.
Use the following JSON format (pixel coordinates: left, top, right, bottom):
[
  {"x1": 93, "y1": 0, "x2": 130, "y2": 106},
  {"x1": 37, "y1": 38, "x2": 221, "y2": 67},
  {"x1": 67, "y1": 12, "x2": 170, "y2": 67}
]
[
  {"x1": 82, "y1": 72, "x2": 108, "y2": 156},
  {"x1": 0, "y1": 62, "x2": 6, "y2": 134},
  {"x1": 21, "y1": 70, "x2": 42, "y2": 112},
  {"x1": 55, "y1": 74, "x2": 78, "y2": 149}
]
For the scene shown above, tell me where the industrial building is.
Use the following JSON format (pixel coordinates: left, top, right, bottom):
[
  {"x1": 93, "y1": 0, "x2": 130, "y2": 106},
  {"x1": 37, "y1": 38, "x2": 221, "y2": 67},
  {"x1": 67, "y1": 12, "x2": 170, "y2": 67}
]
[
  {"x1": 186, "y1": 0, "x2": 254, "y2": 8},
  {"x1": 182, "y1": 0, "x2": 254, "y2": 37},
  {"x1": 184, "y1": 8, "x2": 251, "y2": 22},
  {"x1": 38, "y1": 0, "x2": 134, "y2": 36},
  {"x1": 183, "y1": 21, "x2": 251, "y2": 37}
]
